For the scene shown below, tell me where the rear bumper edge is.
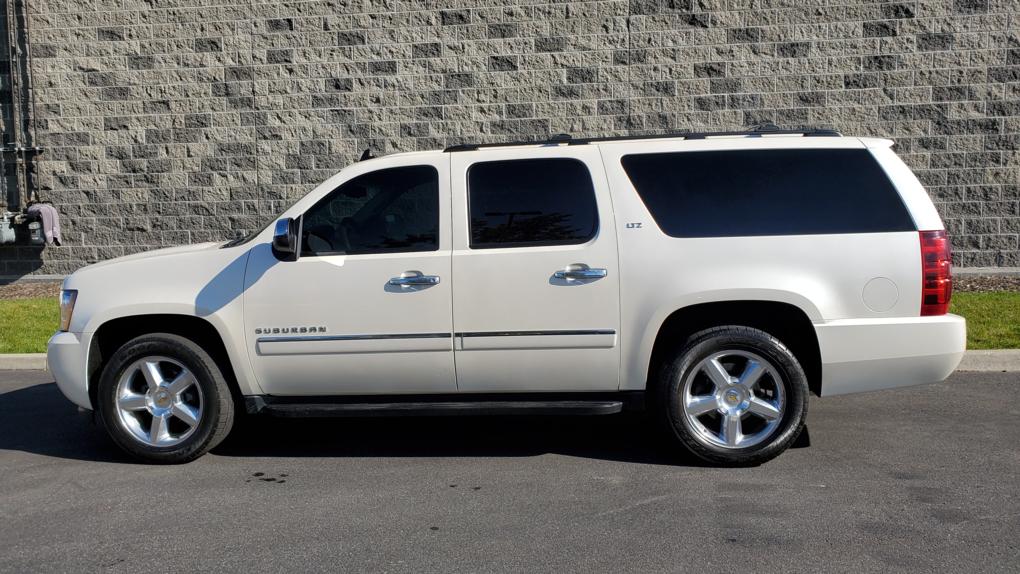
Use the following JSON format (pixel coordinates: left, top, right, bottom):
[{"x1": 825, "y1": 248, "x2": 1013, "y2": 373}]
[{"x1": 816, "y1": 314, "x2": 966, "y2": 396}]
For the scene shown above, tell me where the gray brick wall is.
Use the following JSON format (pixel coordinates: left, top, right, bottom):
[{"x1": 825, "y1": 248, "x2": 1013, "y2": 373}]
[{"x1": 2, "y1": 0, "x2": 1018, "y2": 276}]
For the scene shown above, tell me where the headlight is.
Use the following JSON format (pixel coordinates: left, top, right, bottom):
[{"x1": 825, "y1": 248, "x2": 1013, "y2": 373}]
[{"x1": 59, "y1": 290, "x2": 77, "y2": 332}]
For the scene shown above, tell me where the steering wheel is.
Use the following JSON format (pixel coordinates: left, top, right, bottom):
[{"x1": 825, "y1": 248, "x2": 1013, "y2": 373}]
[
  {"x1": 335, "y1": 218, "x2": 355, "y2": 252},
  {"x1": 304, "y1": 225, "x2": 334, "y2": 253}
]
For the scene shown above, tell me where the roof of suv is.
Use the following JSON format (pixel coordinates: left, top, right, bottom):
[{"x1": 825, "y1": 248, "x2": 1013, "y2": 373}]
[
  {"x1": 367, "y1": 126, "x2": 893, "y2": 164},
  {"x1": 442, "y1": 125, "x2": 840, "y2": 153}
]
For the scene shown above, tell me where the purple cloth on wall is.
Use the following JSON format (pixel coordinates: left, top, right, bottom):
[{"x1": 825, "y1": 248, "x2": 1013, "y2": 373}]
[{"x1": 27, "y1": 203, "x2": 62, "y2": 245}]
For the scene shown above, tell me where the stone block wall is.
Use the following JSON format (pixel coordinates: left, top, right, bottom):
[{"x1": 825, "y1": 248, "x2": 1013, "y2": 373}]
[{"x1": 1, "y1": 0, "x2": 1018, "y2": 276}]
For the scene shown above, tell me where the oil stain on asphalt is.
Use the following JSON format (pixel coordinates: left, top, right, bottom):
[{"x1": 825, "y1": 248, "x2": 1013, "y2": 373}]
[{"x1": 245, "y1": 471, "x2": 289, "y2": 484}]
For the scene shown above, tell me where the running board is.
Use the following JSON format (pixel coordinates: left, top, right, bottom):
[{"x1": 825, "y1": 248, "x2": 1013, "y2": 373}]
[{"x1": 245, "y1": 397, "x2": 629, "y2": 417}]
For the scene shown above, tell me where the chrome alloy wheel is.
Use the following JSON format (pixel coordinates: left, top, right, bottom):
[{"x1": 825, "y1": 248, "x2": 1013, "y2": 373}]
[
  {"x1": 114, "y1": 356, "x2": 204, "y2": 448},
  {"x1": 681, "y1": 350, "x2": 785, "y2": 450}
]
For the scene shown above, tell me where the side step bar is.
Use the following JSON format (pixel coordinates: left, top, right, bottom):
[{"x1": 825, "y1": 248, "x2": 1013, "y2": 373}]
[{"x1": 245, "y1": 394, "x2": 641, "y2": 418}]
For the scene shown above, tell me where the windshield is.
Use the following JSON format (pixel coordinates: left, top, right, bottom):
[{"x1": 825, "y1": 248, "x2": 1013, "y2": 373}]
[
  {"x1": 221, "y1": 225, "x2": 266, "y2": 248},
  {"x1": 220, "y1": 190, "x2": 310, "y2": 249}
]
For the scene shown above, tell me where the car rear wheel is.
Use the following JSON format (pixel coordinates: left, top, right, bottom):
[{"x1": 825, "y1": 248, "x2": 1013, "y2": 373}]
[
  {"x1": 96, "y1": 333, "x2": 234, "y2": 464},
  {"x1": 656, "y1": 326, "x2": 808, "y2": 466}
]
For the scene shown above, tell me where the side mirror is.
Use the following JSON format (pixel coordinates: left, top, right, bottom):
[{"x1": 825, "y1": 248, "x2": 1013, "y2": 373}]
[{"x1": 271, "y1": 217, "x2": 301, "y2": 261}]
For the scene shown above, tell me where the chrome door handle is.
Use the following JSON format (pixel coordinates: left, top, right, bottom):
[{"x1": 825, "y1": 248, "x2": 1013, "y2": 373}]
[
  {"x1": 554, "y1": 263, "x2": 608, "y2": 280},
  {"x1": 389, "y1": 270, "x2": 440, "y2": 286}
]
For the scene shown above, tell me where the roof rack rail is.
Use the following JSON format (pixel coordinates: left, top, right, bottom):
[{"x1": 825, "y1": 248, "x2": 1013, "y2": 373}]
[
  {"x1": 443, "y1": 133, "x2": 572, "y2": 153},
  {"x1": 442, "y1": 124, "x2": 842, "y2": 153}
]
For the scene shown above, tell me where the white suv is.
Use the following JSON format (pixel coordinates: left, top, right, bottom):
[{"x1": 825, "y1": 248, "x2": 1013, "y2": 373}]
[{"x1": 47, "y1": 126, "x2": 966, "y2": 465}]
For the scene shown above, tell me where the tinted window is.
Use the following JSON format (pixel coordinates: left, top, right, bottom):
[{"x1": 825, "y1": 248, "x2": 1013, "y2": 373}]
[
  {"x1": 621, "y1": 149, "x2": 916, "y2": 238},
  {"x1": 301, "y1": 165, "x2": 439, "y2": 255},
  {"x1": 468, "y1": 158, "x2": 598, "y2": 249}
]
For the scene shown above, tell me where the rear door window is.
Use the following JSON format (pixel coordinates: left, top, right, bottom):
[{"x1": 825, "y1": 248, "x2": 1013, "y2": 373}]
[
  {"x1": 620, "y1": 148, "x2": 916, "y2": 237},
  {"x1": 467, "y1": 158, "x2": 598, "y2": 249}
]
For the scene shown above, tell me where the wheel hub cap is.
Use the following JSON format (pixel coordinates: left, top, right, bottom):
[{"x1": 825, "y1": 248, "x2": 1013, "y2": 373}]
[
  {"x1": 720, "y1": 387, "x2": 749, "y2": 414},
  {"x1": 114, "y1": 356, "x2": 204, "y2": 448},
  {"x1": 154, "y1": 390, "x2": 171, "y2": 408},
  {"x1": 681, "y1": 350, "x2": 786, "y2": 450}
]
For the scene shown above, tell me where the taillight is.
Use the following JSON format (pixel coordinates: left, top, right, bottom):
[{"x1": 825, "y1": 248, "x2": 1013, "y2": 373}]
[{"x1": 919, "y1": 230, "x2": 952, "y2": 316}]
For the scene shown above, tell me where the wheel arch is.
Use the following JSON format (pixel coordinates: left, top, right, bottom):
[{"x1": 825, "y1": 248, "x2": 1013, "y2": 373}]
[
  {"x1": 87, "y1": 314, "x2": 243, "y2": 410},
  {"x1": 645, "y1": 300, "x2": 822, "y2": 396}
]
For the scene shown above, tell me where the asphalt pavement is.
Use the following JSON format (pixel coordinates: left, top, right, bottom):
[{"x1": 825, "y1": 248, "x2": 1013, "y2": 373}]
[{"x1": 0, "y1": 371, "x2": 1017, "y2": 573}]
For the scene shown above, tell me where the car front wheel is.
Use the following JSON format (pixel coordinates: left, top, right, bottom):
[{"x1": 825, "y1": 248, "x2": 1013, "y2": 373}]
[{"x1": 96, "y1": 333, "x2": 234, "y2": 464}]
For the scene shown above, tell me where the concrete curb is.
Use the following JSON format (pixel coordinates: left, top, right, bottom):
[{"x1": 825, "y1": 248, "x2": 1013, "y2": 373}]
[
  {"x1": 955, "y1": 349, "x2": 1020, "y2": 372},
  {"x1": 952, "y1": 267, "x2": 1020, "y2": 276},
  {"x1": 2, "y1": 350, "x2": 1019, "y2": 372},
  {"x1": 0, "y1": 354, "x2": 48, "y2": 370}
]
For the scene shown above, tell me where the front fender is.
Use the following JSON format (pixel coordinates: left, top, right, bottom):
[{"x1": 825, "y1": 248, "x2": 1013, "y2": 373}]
[{"x1": 62, "y1": 244, "x2": 262, "y2": 397}]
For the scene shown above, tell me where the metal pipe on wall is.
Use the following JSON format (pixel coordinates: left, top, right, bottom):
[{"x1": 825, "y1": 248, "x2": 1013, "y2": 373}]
[
  {"x1": 1, "y1": 0, "x2": 41, "y2": 212},
  {"x1": 18, "y1": 0, "x2": 37, "y2": 204},
  {"x1": 5, "y1": 0, "x2": 28, "y2": 209}
]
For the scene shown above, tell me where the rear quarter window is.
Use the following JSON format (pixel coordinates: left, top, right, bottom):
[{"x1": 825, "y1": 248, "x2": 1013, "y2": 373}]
[{"x1": 620, "y1": 148, "x2": 916, "y2": 237}]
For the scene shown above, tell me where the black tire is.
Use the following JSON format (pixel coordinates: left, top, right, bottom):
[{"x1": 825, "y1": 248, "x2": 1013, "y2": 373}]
[
  {"x1": 96, "y1": 333, "x2": 235, "y2": 464},
  {"x1": 654, "y1": 326, "x2": 808, "y2": 466}
]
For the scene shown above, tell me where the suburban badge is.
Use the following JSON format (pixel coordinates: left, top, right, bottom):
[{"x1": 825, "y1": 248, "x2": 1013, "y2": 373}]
[{"x1": 254, "y1": 326, "x2": 327, "y2": 335}]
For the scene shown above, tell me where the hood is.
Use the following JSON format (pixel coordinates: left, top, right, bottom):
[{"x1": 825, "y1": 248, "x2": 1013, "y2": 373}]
[
  {"x1": 77, "y1": 242, "x2": 223, "y2": 273},
  {"x1": 60, "y1": 239, "x2": 254, "y2": 333}
]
